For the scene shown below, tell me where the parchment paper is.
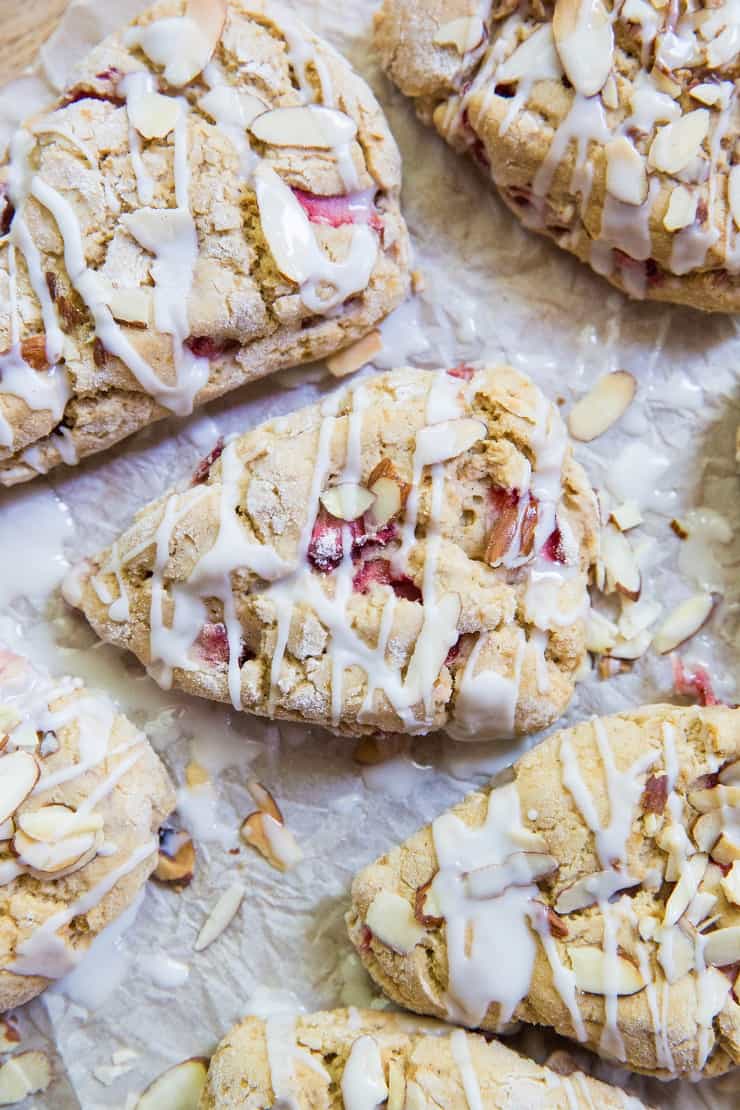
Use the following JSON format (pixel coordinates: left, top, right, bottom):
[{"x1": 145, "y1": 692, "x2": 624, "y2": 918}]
[{"x1": 0, "y1": 2, "x2": 739, "y2": 1106}]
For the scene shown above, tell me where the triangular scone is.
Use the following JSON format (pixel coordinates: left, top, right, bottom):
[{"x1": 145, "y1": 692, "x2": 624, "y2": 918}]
[
  {"x1": 0, "y1": 0, "x2": 409, "y2": 486},
  {"x1": 374, "y1": 0, "x2": 740, "y2": 313},
  {"x1": 200, "y1": 1007, "x2": 648, "y2": 1108},
  {"x1": 0, "y1": 647, "x2": 175, "y2": 1011},
  {"x1": 64, "y1": 365, "x2": 598, "y2": 739},
  {"x1": 347, "y1": 705, "x2": 740, "y2": 1078}
]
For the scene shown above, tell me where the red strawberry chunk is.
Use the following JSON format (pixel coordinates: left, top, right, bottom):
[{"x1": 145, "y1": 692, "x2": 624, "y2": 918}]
[
  {"x1": 292, "y1": 188, "x2": 384, "y2": 232},
  {"x1": 185, "y1": 336, "x2": 239, "y2": 360},
  {"x1": 191, "y1": 437, "x2": 224, "y2": 486},
  {"x1": 445, "y1": 637, "x2": 461, "y2": 666},
  {"x1": 352, "y1": 558, "x2": 421, "y2": 601},
  {"x1": 672, "y1": 656, "x2": 719, "y2": 707},
  {"x1": 447, "y1": 364, "x2": 475, "y2": 381},
  {"x1": 308, "y1": 511, "x2": 397, "y2": 574},
  {"x1": 194, "y1": 621, "x2": 252, "y2": 667},
  {"x1": 543, "y1": 527, "x2": 567, "y2": 564}
]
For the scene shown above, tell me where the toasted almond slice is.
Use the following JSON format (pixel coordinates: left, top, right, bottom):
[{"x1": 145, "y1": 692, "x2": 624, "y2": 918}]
[
  {"x1": 656, "y1": 924, "x2": 695, "y2": 982},
  {"x1": 194, "y1": 882, "x2": 244, "y2": 952},
  {"x1": 250, "y1": 106, "x2": 357, "y2": 150},
  {"x1": 605, "y1": 138, "x2": 647, "y2": 206},
  {"x1": 689, "y1": 784, "x2": 740, "y2": 812},
  {"x1": 485, "y1": 500, "x2": 520, "y2": 567},
  {"x1": 320, "y1": 482, "x2": 375, "y2": 521},
  {"x1": 0, "y1": 1051, "x2": 50, "y2": 1105},
  {"x1": 154, "y1": 835, "x2": 195, "y2": 886},
  {"x1": 465, "y1": 852, "x2": 558, "y2": 900},
  {"x1": 568, "y1": 371, "x2": 636, "y2": 442},
  {"x1": 497, "y1": 23, "x2": 561, "y2": 83},
  {"x1": 601, "y1": 73, "x2": 619, "y2": 109},
  {"x1": 703, "y1": 925, "x2": 740, "y2": 967},
  {"x1": 689, "y1": 83, "x2": 730, "y2": 107},
  {"x1": 13, "y1": 828, "x2": 96, "y2": 874},
  {"x1": 17, "y1": 804, "x2": 103, "y2": 843},
  {"x1": 600, "y1": 525, "x2": 641, "y2": 601},
  {"x1": 609, "y1": 500, "x2": 643, "y2": 531},
  {"x1": 135, "y1": 1058, "x2": 208, "y2": 1110},
  {"x1": 246, "y1": 780, "x2": 283, "y2": 823},
  {"x1": 19, "y1": 335, "x2": 49, "y2": 372},
  {"x1": 728, "y1": 165, "x2": 740, "y2": 230},
  {"x1": 648, "y1": 109, "x2": 710, "y2": 175},
  {"x1": 585, "y1": 611, "x2": 618, "y2": 654},
  {"x1": 326, "y1": 331, "x2": 382, "y2": 378},
  {"x1": 128, "y1": 91, "x2": 180, "y2": 139},
  {"x1": 653, "y1": 592, "x2": 717, "y2": 654},
  {"x1": 571, "y1": 946, "x2": 645, "y2": 995},
  {"x1": 651, "y1": 68, "x2": 681, "y2": 98},
  {"x1": 432, "y1": 16, "x2": 485, "y2": 53},
  {"x1": 663, "y1": 185, "x2": 698, "y2": 232},
  {"x1": 130, "y1": 0, "x2": 226, "y2": 87},
  {"x1": 415, "y1": 418, "x2": 487, "y2": 466},
  {"x1": 609, "y1": 631, "x2": 650, "y2": 661},
  {"x1": 240, "y1": 811, "x2": 302, "y2": 871},
  {"x1": 720, "y1": 862, "x2": 740, "y2": 906},
  {"x1": 367, "y1": 476, "x2": 402, "y2": 527},
  {"x1": 685, "y1": 889, "x2": 717, "y2": 927},
  {"x1": 105, "y1": 287, "x2": 153, "y2": 327},
  {"x1": 366, "y1": 890, "x2": 425, "y2": 955},
  {"x1": 553, "y1": 0, "x2": 614, "y2": 97},
  {"x1": 555, "y1": 870, "x2": 640, "y2": 914},
  {"x1": 0, "y1": 751, "x2": 40, "y2": 825},
  {"x1": 710, "y1": 831, "x2": 740, "y2": 866},
  {"x1": 663, "y1": 852, "x2": 708, "y2": 927},
  {"x1": 692, "y1": 810, "x2": 723, "y2": 852},
  {"x1": 0, "y1": 1020, "x2": 20, "y2": 1054}
]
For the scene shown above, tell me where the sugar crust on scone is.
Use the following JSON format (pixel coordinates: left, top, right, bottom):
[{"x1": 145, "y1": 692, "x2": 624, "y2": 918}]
[
  {"x1": 375, "y1": 0, "x2": 740, "y2": 311},
  {"x1": 200, "y1": 1007, "x2": 649, "y2": 1107},
  {"x1": 347, "y1": 704, "x2": 740, "y2": 1079},
  {"x1": 0, "y1": 647, "x2": 175, "y2": 1012},
  {"x1": 64, "y1": 365, "x2": 599, "y2": 740},
  {"x1": 0, "y1": 0, "x2": 410, "y2": 485}
]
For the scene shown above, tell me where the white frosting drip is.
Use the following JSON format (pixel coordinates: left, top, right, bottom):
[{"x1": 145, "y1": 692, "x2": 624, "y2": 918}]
[
  {"x1": 341, "y1": 1035, "x2": 388, "y2": 1109},
  {"x1": 450, "y1": 1028, "x2": 482, "y2": 1110},
  {"x1": 265, "y1": 1015, "x2": 300, "y2": 1110}
]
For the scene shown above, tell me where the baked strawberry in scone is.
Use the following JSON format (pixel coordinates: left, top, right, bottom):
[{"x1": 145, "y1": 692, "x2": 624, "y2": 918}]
[
  {"x1": 0, "y1": 647, "x2": 175, "y2": 1011},
  {"x1": 0, "y1": 0, "x2": 409, "y2": 485},
  {"x1": 63, "y1": 365, "x2": 599, "y2": 740},
  {"x1": 199, "y1": 1007, "x2": 650, "y2": 1107},
  {"x1": 347, "y1": 704, "x2": 740, "y2": 1079},
  {"x1": 375, "y1": 0, "x2": 740, "y2": 311}
]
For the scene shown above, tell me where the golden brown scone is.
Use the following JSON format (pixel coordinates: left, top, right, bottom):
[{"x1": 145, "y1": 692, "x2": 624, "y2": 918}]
[
  {"x1": 347, "y1": 704, "x2": 740, "y2": 1079},
  {"x1": 200, "y1": 1007, "x2": 649, "y2": 1107},
  {"x1": 62, "y1": 365, "x2": 599, "y2": 740},
  {"x1": 0, "y1": 0, "x2": 410, "y2": 486},
  {"x1": 0, "y1": 646, "x2": 175, "y2": 1011},
  {"x1": 375, "y1": 0, "x2": 740, "y2": 311}
]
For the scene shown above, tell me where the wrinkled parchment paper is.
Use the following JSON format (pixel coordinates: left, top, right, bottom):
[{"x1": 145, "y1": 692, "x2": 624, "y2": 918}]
[{"x1": 1, "y1": 2, "x2": 739, "y2": 1106}]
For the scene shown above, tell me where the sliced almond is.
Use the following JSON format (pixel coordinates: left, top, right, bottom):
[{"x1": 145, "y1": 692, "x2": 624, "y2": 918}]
[
  {"x1": 605, "y1": 138, "x2": 648, "y2": 206},
  {"x1": 609, "y1": 632, "x2": 651, "y2": 660},
  {"x1": 432, "y1": 16, "x2": 485, "y2": 54},
  {"x1": 720, "y1": 862, "x2": 740, "y2": 907},
  {"x1": 571, "y1": 946, "x2": 645, "y2": 996},
  {"x1": 0, "y1": 1021, "x2": 20, "y2": 1054},
  {"x1": 135, "y1": 1058, "x2": 208, "y2": 1110},
  {"x1": 555, "y1": 870, "x2": 640, "y2": 914},
  {"x1": 128, "y1": 92, "x2": 180, "y2": 139},
  {"x1": 0, "y1": 1052, "x2": 50, "y2": 1106},
  {"x1": 690, "y1": 83, "x2": 729, "y2": 107},
  {"x1": 19, "y1": 335, "x2": 49, "y2": 372},
  {"x1": 485, "y1": 499, "x2": 519, "y2": 567},
  {"x1": 652, "y1": 592, "x2": 717, "y2": 654},
  {"x1": 663, "y1": 185, "x2": 698, "y2": 231},
  {"x1": 710, "y1": 831, "x2": 740, "y2": 866},
  {"x1": 246, "y1": 780, "x2": 283, "y2": 823},
  {"x1": 250, "y1": 106, "x2": 357, "y2": 150},
  {"x1": 367, "y1": 476, "x2": 402, "y2": 527},
  {"x1": 415, "y1": 418, "x2": 487, "y2": 466},
  {"x1": 465, "y1": 852, "x2": 558, "y2": 900},
  {"x1": 703, "y1": 926, "x2": 740, "y2": 968},
  {"x1": 194, "y1": 882, "x2": 244, "y2": 952},
  {"x1": 657, "y1": 924, "x2": 695, "y2": 982},
  {"x1": 0, "y1": 751, "x2": 40, "y2": 825},
  {"x1": 105, "y1": 287, "x2": 153, "y2": 327},
  {"x1": 13, "y1": 828, "x2": 96, "y2": 874},
  {"x1": 689, "y1": 784, "x2": 740, "y2": 812},
  {"x1": 319, "y1": 482, "x2": 375, "y2": 522},
  {"x1": 651, "y1": 68, "x2": 681, "y2": 99},
  {"x1": 414, "y1": 877, "x2": 443, "y2": 928},
  {"x1": 601, "y1": 73, "x2": 619, "y2": 110},
  {"x1": 585, "y1": 611, "x2": 618, "y2": 654},
  {"x1": 719, "y1": 759, "x2": 740, "y2": 785},
  {"x1": 663, "y1": 852, "x2": 708, "y2": 927},
  {"x1": 326, "y1": 331, "x2": 382, "y2": 378},
  {"x1": 685, "y1": 889, "x2": 717, "y2": 927},
  {"x1": 648, "y1": 110, "x2": 710, "y2": 175},
  {"x1": 609, "y1": 500, "x2": 643, "y2": 531},
  {"x1": 130, "y1": 0, "x2": 226, "y2": 87},
  {"x1": 600, "y1": 525, "x2": 641, "y2": 600},
  {"x1": 728, "y1": 165, "x2": 740, "y2": 230},
  {"x1": 692, "y1": 810, "x2": 723, "y2": 852},
  {"x1": 568, "y1": 371, "x2": 636, "y2": 442},
  {"x1": 17, "y1": 804, "x2": 103, "y2": 843},
  {"x1": 553, "y1": 0, "x2": 614, "y2": 98},
  {"x1": 154, "y1": 834, "x2": 195, "y2": 886},
  {"x1": 240, "y1": 811, "x2": 302, "y2": 871},
  {"x1": 365, "y1": 890, "x2": 425, "y2": 955}
]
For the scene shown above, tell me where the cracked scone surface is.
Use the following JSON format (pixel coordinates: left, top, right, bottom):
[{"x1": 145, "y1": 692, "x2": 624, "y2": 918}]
[
  {"x1": 375, "y1": 0, "x2": 740, "y2": 311},
  {"x1": 65, "y1": 364, "x2": 598, "y2": 740},
  {"x1": 0, "y1": 647, "x2": 175, "y2": 1012},
  {"x1": 200, "y1": 1007, "x2": 648, "y2": 1108},
  {"x1": 347, "y1": 704, "x2": 740, "y2": 1078},
  {"x1": 0, "y1": 0, "x2": 409, "y2": 486}
]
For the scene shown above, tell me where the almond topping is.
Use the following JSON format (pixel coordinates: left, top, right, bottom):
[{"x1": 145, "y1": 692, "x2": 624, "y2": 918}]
[
  {"x1": 720, "y1": 862, "x2": 740, "y2": 907},
  {"x1": 194, "y1": 883, "x2": 244, "y2": 952},
  {"x1": 135, "y1": 1058, "x2": 208, "y2": 1109},
  {"x1": 570, "y1": 946, "x2": 645, "y2": 995},
  {"x1": 466, "y1": 852, "x2": 558, "y2": 899},
  {"x1": 17, "y1": 804, "x2": 103, "y2": 843},
  {"x1": 719, "y1": 759, "x2": 740, "y2": 784},
  {"x1": 319, "y1": 482, "x2": 375, "y2": 522},
  {"x1": 609, "y1": 500, "x2": 643, "y2": 531},
  {"x1": 366, "y1": 458, "x2": 410, "y2": 527},
  {"x1": 326, "y1": 331, "x2": 382, "y2": 378},
  {"x1": 129, "y1": 0, "x2": 226, "y2": 87},
  {"x1": 648, "y1": 110, "x2": 709, "y2": 175},
  {"x1": 600, "y1": 525, "x2": 641, "y2": 600},
  {"x1": 19, "y1": 335, "x2": 49, "y2": 371},
  {"x1": 664, "y1": 185, "x2": 698, "y2": 232},
  {"x1": 432, "y1": 16, "x2": 486, "y2": 54},
  {"x1": 692, "y1": 810, "x2": 723, "y2": 852},
  {"x1": 415, "y1": 418, "x2": 487, "y2": 466},
  {"x1": 605, "y1": 138, "x2": 647, "y2": 206},
  {"x1": 652, "y1": 592, "x2": 717, "y2": 654},
  {"x1": 249, "y1": 106, "x2": 357, "y2": 150},
  {"x1": 13, "y1": 828, "x2": 97, "y2": 875},
  {"x1": 0, "y1": 751, "x2": 40, "y2": 825},
  {"x1": 240, "y1": 811, "x2": 302, "y2": 872},
  {"x1": 568, "y1": 371, "x2": 636, "y2": 442},
  {"x1": 246, "y1": 780, "x2": 283, "y2": 824},
  {"x1": 105, "y1": 287, "x2": 153, "y2": 327},
  {"x1": 365, "y1": 890, "x2": 425, "y2": 954},
  {"x1": 128, "y1": 92, "x2": 180, "y2": 140},
  {"x1": 689, "y1": 83, "x2": 730, "y2": 108},
  {"x1": 585, "y1": 610, "x2": 618, "y2": 654},
  {"x1": 555, "y1": 870, "x2": 640, "y2": 914},
  {"x1": 710, "y1": 831, "x2": 740, "y2": 866},
  {"x1": 663, "y1": 852, "x2": 708, "y2": 928},
  {"x1": 485, "y1": 500, "x2": 520, "y2": 567},
  {"x1": 689, "y1": 784, "x2": 740, "y2": 812},
  {"x1": 703, "y1": 926, "x2": 740, "y2": 968},
  {"x1": 0, "y1": 1052, "x2": 50, "y2": 1105},
  {"x1": 553, "y1": 0, "x2": 614, "y2": 98},
  {"x1": 154, "y1": 831, "x2": 195, "y2": 887}
]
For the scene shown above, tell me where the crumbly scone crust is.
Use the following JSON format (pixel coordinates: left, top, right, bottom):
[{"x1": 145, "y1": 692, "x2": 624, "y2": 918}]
[
  {"x1": 65, "y1": 365, "x2": 598, "y2": 740},
  {"x1": 375, "y1": 0, "x2": 740, "y2": 311},
  {"x1": 0, "y1": 650, "x2": 175, "y2": 1011},
  {"x1": 0, "y1": 0, "x2": 410, "y2": 485},
  {"x1": 347, "y1": 704, "x2": 740, "y2": 1078},
  {"x1": 200, "y1": 1007, "x2": 649, "y2": 1107}
]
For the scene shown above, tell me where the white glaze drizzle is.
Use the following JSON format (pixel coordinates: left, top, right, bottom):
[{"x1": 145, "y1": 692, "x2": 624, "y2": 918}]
[
  {"x1": 340, "y1": 1035, "x2": 388, "y2": 1109},
  {"x1": 450, "y1": 1028, "x2": 483, "y2": 1110}
]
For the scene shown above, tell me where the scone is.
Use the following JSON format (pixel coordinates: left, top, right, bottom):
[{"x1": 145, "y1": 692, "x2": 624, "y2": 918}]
[
  {"x1": 347, "y1": 704, "x2": 740, "y2": 1078},
  {"x1": 200, "y1": 1007, "x2": 648, "y2": 1108},
  {"x1": 375, "y1": 0, "x2": 740, "y2": 311},
  {"x1": 63, "y1": 364, "x2": 599, "y2": 740},
  {"x1": 0, "y1": 0, "x2": 409, "y2": 486},
  {"x1": 0, "y1": 647, "x2": 175, "y2": 1010}
]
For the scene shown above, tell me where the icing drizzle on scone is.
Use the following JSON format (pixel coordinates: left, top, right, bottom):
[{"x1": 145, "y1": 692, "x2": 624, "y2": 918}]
[
  {"x1": 0, "y1": 0, "x2": 405, "y2": 482},
  {"x1": 0, "y1": 647, "x2": 172, "y2": 989},
  {"x1": 68, "y1": 365, "x2": 598, "y2": 740}
]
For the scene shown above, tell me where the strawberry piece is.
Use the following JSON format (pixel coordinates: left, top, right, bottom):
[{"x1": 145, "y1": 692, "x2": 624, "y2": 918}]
[
  {"x1": 445, "y1": 637, "x2": 461, "y2": 666},
  {"x1": 191, "y1": 437, "x2": 224, "y2": 486},
  {"x1": 352, "y1": 557, "x2": 421, "y2": 601},
  {"x1": 672, "y1": 656, "x2": 719, "y2": 707},
  {"x1": 308, "y1": 511, "x2": 397, "y2": 574},
  {"x1": 542, "y1": 526, "x2": 567, "y2": 564},
  {"x1": 61, "y1": 68, "x2": 124, "y2": 107},
  {"x1": 292, "y1": 188, "x2": 384, "y2": 232},
  {"x1": 447, "y1": 364, "x2": 475, "y2": 381},
  {"x1": 194, "y1": 621, "x2": 252, "y2": 667},
  {"x1": 185, "y1": 336, "x2": 239, "y2": 360}
]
